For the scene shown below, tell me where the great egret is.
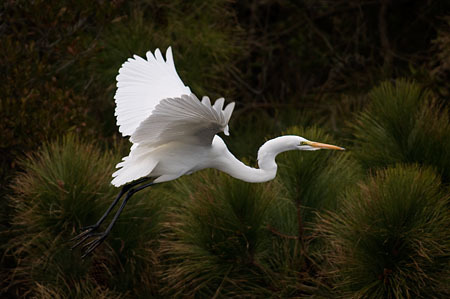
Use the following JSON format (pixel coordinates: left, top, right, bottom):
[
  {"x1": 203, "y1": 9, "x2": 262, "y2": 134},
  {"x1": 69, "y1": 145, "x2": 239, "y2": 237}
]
[{"x1": 72, "y1": 47, "x2": 344, "y2": 258}]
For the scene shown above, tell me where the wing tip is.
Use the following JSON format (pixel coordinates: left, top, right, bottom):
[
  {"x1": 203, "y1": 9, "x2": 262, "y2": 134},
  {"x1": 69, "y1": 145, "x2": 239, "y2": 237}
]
[{"x1": 155, "y1": 48, "x2": 162, "y2": 59}]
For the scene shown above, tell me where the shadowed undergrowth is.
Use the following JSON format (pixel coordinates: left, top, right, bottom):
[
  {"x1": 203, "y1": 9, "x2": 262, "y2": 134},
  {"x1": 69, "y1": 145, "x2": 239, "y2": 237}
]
[
  {"x1": 157, "y1": 125, "x2": 360, "y2": 298},
  {"x1": 3, "y1": 78, "x2": 450, "y2": 298},
  {"x1": 3, "y1": 127, "x2": 360, "y2": 297},
  {"x1": 3, "y1": 135, "x2": 167, "y2": 298},
  {"x1": 351, "y1": 79, "x2": 450, "y2": 182},
  {"x1": 160, "y1": 173, "x2": 277, "y2": 297},
  {"x1": 318, "y1": 165, "x2": 450, "y2": 298}
]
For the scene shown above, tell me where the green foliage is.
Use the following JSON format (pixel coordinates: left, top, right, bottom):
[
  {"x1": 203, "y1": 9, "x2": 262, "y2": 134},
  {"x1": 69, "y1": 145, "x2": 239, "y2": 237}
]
[
  {"x1": 158, "y1": 125, "x2": 360, "y2": 298},
  {"x1": 266, "y1": 126, "x2": 361, "y2": 297},
  {"x1": 318, "y1": 165, "x2": 450, "y2": 298},
  {"x1": 351, "y1": 79, "x2": 450, "y2": 182},
  {"x1": 276, "y1": 126, "x2": 361, "y2": 231},
  {"x1": 429, "y1": 16, "x2": 450, "y2": 98},
  {"x1": 0, "y1": 0, "x2": 121, "y2": 197},
  {"x1": 31, "y1": 282, "x2": 125, "y2": 299},
  {"x1": 226, "y1": 108, "x2": 283, "y2": 161},
  {"x1": 4, "y1": 135, "x2": 165, "y2": 297},
  {"x1": 2, "y1": 1, "x2": 450, "y2": 297},
  {"x1": 160, "y1": 171, "x2": 277, "y2": 297},
  {"x1": 226, "y1": 107, "x2": 327, "y2": 161}
]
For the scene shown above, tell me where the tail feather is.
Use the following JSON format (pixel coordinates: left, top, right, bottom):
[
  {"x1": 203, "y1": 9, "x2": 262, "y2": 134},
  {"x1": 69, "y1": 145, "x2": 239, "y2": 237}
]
[{"x1": 111, "y1": 145, "x2": 158, "y2": 187}]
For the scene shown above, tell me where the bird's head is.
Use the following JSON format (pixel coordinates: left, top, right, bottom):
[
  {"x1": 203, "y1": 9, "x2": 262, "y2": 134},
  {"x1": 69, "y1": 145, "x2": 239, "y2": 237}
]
[
  {"x1": 258, "y1": 135, "x2": 344, "y2": 159},
  {"x1": 295, "y1": 136, "x2": 345, "y2": 151},
  {"x1": 264, "y1": 135, "x2": 345, "y2": 152},
  {"x1": 257, "y1": 135, "x2": 345, "y2": 170}
]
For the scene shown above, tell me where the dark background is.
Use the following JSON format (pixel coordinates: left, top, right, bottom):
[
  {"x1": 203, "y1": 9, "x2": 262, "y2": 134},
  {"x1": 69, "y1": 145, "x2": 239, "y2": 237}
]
[{"x1": 1, "y1": 1, "x2": 449, "y2": 297}]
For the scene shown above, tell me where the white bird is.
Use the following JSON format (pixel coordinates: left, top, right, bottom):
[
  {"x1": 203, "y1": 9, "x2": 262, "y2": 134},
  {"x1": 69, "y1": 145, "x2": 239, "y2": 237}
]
[{"x1": 72, "y1": 47, "x2": 344, "y2": 257}]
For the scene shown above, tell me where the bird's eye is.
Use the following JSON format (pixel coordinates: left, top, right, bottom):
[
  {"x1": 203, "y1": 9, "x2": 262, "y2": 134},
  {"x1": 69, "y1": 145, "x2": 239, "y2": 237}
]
[{"x1": 299, "y1": 141, "x2": 307, "y2": 146}]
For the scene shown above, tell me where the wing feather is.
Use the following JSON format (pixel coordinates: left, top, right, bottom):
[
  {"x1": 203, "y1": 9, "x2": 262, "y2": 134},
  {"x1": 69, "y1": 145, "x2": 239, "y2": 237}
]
[
  {"x1": 114, "y1": 47, "x2": 191, "y2": 136},
  {"x1": 112, "y1": 47, "x2": 236, "y2": 186},
  {"x1": 131, "y1": 94, "x2": 235, "y2": 147}
]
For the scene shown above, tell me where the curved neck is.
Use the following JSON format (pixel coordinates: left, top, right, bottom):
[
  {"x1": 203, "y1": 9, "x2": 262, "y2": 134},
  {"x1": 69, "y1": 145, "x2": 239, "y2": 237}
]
[
  {"x1": 213, "y1": 136, "x2": 297, "y2": 183},
  {"x1": 216, "y1": 153, "x2": 277, "y2": 183}
]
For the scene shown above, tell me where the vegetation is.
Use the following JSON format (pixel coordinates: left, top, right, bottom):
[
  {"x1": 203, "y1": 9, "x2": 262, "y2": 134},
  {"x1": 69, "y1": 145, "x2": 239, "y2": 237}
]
[
  {"x1": 351, "y1": 79, "x2": 450, "y2": 183},
  {"x1": 318, "y1": 165, "x2": 450, "y2": 298},
  {"x1": 2, "y1": 0, "x2": 449, "y2": 298},
  {"x1": 4, "y1": 135, "x2": 165, "y2": 297}
]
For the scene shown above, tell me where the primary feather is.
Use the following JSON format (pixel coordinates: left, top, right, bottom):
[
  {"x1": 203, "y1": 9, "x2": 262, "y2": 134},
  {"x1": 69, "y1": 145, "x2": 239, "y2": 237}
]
[{"x1": 114, "y1": 47, "x2": 191, "y2": 136}]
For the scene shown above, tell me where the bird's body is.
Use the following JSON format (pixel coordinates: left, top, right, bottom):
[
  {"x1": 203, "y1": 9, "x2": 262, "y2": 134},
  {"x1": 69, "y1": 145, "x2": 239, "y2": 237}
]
[
  {"x1": 112, "y1": 132, "x2": 327, "y2": 185},
  {"x1": 73, "y1": 47, "x2": 344, "y2": 257},
  {"x1": 113, "y1": 135, "x2": 273, "y2": 184}
]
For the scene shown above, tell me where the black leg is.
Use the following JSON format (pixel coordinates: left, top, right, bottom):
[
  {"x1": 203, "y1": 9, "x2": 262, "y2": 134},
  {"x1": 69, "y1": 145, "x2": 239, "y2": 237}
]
[
  {"x1": 85, "y1": 177, "x2": 151, "y2": 228},
  {"x1": 71, "y1": 177, "x2": 150, "y2": 246},
  {"x1": 71, "y1": 178, "x2": 153, "y2": 257},
  {"x1": 72, "y1": 177, "x2": 150, "y2": 242},
  {"x1": 79, "y1": 182, "x2": 154, "y2": 258}
]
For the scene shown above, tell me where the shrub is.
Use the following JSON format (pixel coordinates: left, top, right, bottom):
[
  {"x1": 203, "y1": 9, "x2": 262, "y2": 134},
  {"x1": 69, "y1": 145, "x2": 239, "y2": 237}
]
[
  {"x1": 275, "y1": 126, "x2": 361, "y2": 236},
  {"x1": 159, "y1": 126, "x2": 359, "y2": 297},
  {"x1": 160, "y1": 171, "x2": 277, "y2": 297},
  {"x1": 4, "y1": 135, "x2": 166, "y2": 297},
  {"x1": 351, "y1": 79, "x2": 450, "y2": 183},
  {"x1": 268, "y1": 126, "x2": 361, "y2": 297},
  {"x1": 318, "y1": 165, "x2": 450, "y2": 298}
]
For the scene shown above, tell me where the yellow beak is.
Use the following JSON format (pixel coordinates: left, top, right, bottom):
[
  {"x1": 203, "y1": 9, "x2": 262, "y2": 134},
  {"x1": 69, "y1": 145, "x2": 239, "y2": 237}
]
[{"x1": 305, "y1": 141, "x2": 345, "y2": 151}]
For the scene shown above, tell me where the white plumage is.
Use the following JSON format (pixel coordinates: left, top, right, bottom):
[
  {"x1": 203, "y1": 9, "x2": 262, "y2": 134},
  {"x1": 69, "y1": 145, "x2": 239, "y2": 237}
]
[
  {"x1": 112, "y1": 48, "x2": 235, "y2": 186},
  {"x1": 114, "y1": 47, "x2": 191, "y2": 136},
  {"x1": 131, "y1": 94, "x2": 234, "y2": 147}
]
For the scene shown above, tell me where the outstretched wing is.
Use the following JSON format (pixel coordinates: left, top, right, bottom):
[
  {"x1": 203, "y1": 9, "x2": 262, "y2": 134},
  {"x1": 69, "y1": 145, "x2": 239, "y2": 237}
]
[
  {"x1": 131, "y1": 94, "x2": 235, "y2": 147},
  {"x1": 114, "y1": 47, "x2": 191, "y2": 136}
]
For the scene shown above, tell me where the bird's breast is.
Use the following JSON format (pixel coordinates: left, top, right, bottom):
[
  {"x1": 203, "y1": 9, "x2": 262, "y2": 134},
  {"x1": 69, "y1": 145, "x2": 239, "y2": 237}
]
[{"x1": 148, "y1": 141, "x2": 214, "y2": 177}]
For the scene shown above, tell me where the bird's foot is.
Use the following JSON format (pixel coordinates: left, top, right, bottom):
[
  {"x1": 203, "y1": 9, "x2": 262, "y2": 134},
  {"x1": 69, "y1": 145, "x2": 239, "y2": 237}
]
[
  {"x1": 71, "y1": 224, "x2": 109, "y2": 258},
  {"x1": 71, "y1": 223, "x2": 99, "y2": 243},
  {"x1": 80, "y1": 232, "x2": 108, "y2": 258}
]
